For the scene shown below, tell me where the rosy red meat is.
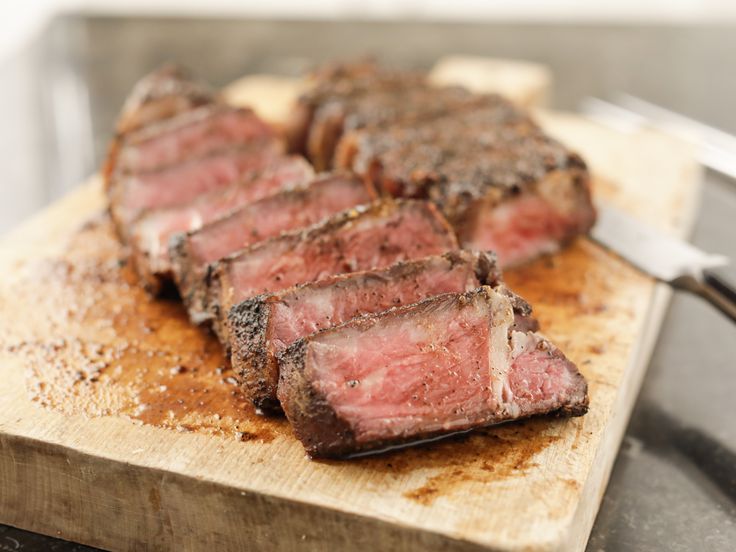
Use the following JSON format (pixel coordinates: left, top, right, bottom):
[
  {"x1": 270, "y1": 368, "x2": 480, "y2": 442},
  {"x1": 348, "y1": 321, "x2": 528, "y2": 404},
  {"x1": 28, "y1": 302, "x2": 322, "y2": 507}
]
[
  {"x1": 207, "y1": 200, "x2": 458, "y2": 345},
  {"x1": 169, "y1": 173, "x2": 374, "y2": 323},
  {"x1": 128, "y1": 156, "x2": 314, "y2": 291},
  {"x1": 116, "y1": 106, "x2": 276, "y2": 174},
  {"x1": 229, "y1": 250, "x2": 502, "y2": 412},
  {"x1": 278, "y1": 285, "x2": 588, "y2": 458},
  {"x1": 110, "y1": 144, "x2": 281, "y2": 228},
  {"x1": 103, "y1": 64, "x2": 216, "y2": 190},
  {"x1": 461, "y1": 191, "x2": 595, "y2": 267}
]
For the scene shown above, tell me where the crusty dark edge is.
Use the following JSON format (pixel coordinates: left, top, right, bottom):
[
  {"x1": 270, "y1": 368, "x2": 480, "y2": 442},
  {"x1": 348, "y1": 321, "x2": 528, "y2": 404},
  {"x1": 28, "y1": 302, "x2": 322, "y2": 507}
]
[
  {"x1": 169, "y1": 232, "x2": 214, "y2": 325},
  {"x1": 229, "y1": 296, "x2": 280, "y2": 413},
  {"x1": 278, "y1": 286, "x2": 588, "y2": 459},
  {"x1": 278, "y1": 339, "x2": 359, "y2": 456},
  {"x1": 206, "y1": 198, "x2": 459, "y2": 348}
]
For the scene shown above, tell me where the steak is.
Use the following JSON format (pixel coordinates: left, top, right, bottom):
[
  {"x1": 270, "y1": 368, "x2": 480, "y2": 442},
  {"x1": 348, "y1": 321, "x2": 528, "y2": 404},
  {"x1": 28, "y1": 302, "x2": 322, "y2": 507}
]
[
  {"x1": 109, "y1": 143, "x2": 282, "y2": 229},
  {"x1": 285, "y1": 61, "x2": 426, "y2": 168},
  {"x1": 113, "y1": 105, "x2": 276, "y2": 175},
  {"x1": 170, "y1": 173, "x2": 375, "y2": 323},
  {"x1": 103, "y1": 65, "x2": 217, "y2": 189},
  {"x1": 340, "y1": 101, "x2": 596, "y2": 267},
  {"x1": 229, "y1": 250, "x2": 508, "y2": 413},
  {"x1": 128, "y1": 156, "x2": 314, "y2": 292},
  {"x1": 114, "y1": 64, "x2": 216, "y2": 136},
  {"x1": 278, "y1": 285, "x2": 588, "y2": 458},
  {"x1": 207, "y1": 199, "x2": 458, "y2": 346}
]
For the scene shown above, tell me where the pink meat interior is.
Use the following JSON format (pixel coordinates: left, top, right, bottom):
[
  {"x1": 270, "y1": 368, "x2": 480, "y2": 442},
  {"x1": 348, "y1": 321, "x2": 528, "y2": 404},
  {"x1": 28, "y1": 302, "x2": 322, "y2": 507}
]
[
  {"x1": 120, "y1": 146, "x2": 278, "y2": 219},
  {"x1": 269, "y1": 258, "x2": 480, "y2": 356},
  {"x1": 133, "y1": 158, "x2": 313, "y2": 267},
  {"x1": 463, "y1": 194, "x2": 580, "y2": 268},
  {"x1": 307, "y1": 297, "x2": 493, "y2": 442},
  {"x1": 118, "y1": 108, "x2": 274, "y2": 173},
  {"x1": 506, "y1": 332, "x2": 583, "y2": 414},
  {"x1": 189, "y1": 176, "x2": 371, "y2": 267},
  {"x1": 224, "y1": 204, "x2": 455, "y2": 308}
]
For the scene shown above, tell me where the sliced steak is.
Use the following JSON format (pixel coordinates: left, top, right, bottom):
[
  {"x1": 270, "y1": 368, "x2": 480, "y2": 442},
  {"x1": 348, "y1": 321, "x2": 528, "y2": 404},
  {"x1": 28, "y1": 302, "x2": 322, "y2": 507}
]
[
  {"x1": 170, "y1": 173, "x2": 375, "y2": 322},
  {"x1": 115, "y1": 64, "x2": 216, "y2": 136},
  {"x1": 207, "y1": 199, "x2": 458, "y2": 346},
  {"x1": 341, "y1": 101, "x2": 596, "y2": 267},
  {"x1": 285, "y1": 61, "x2": 426, "y2": 168},
  {"x1": 278, "y1": 285, "x2": 588, "y2": 458},
  {"x1": 109, "y1": 144, "x2": 282, "y2": 230},
  {"x1": 128, "y1": 156, "x2": 314, "y2": 293},
  {"x1": 114, "y1": 105, "x2": 276, "y2": 175},
  {"x1": 103, "y1": 65, "x2": 217, "y2": 189},
  {"x1": 229, "y1": 250, "x2": 504, "y2": 413}
]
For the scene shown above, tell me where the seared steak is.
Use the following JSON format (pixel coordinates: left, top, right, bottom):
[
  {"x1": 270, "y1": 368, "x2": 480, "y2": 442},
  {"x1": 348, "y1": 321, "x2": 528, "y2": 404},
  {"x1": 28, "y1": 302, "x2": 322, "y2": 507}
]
[
  {"x1": 340, "y1": 102, "x2": 595, "y2": 267},
  {"x1": 128, "y1": 156, "x2": 314, "y2": 292},
  {"x1": 229, "y1": 250, "x2": 504, "y2": 413},
  {"x1": 207, "y1": 199, "x2": 458, "y2": 345},
  {"x1": 109, "y1": 144, "x2": 282, "y2": 229},
  {"x1": 115, "y1": 64, "x2": 216, "y2": 136},
  {"x1": 103, "y1": 64, "x2": 216, "y2": 191},
  {"x1": 113, "y1": 105, "x2": 276, "y2": 175},
  {"x1": 285, "y1": 61, "x2": 426, "y2": 168},
  {"x1": 278, "y1": 285, "x2": 588, "y2": 458},
  {"x1": 170, "y1": 173, "x2": 375, "y2": 323}
]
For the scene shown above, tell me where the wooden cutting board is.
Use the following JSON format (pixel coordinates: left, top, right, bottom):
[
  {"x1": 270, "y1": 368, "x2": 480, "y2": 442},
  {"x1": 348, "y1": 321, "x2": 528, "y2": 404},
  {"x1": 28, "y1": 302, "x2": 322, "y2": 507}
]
[{"x1": 0, "y1": 60, "x2": 700, "y2": 552}]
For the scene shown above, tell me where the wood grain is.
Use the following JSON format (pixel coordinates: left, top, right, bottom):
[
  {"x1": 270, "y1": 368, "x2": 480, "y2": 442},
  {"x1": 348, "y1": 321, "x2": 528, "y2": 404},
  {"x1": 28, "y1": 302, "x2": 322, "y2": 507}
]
[{"x1": 0, "y1": 65, "x2": 701, "y2": 551}]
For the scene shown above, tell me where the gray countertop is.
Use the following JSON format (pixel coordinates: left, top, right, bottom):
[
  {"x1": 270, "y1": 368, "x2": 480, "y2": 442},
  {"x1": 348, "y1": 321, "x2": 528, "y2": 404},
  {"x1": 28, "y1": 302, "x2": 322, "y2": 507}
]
[{"x1": 1, "y1": 16, "x2": 734, "y2": 551}]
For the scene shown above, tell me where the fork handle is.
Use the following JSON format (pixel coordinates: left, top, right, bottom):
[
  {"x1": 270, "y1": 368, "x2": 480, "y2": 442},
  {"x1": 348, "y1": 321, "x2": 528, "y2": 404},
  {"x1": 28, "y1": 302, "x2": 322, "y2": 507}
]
[{"x1": 673, "y1": 271, "x2": 736, "y2": 324}]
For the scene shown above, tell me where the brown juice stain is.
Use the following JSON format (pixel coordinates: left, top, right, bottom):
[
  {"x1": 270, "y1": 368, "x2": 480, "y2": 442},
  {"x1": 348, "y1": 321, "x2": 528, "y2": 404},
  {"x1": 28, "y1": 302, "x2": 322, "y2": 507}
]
[
  {"x1": 1, "y1": 207, "x2": 647, "y2": 506},
  {"x1": 359, "y1": 419, "x2": 563, "y2": 506},
  {"x1": 1, "y1": 214, "x2": 289, "y2": 442}
]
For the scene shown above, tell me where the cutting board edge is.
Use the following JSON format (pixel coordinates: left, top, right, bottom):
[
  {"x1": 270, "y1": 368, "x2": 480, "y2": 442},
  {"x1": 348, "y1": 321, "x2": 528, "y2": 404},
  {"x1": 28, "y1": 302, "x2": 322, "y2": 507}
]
[
  {"x1": 559, "y1": 281, "x2": 673, "y2": 552},
  {"x1": 0, "y1": 430, "x2": 504, "y2": 552}
]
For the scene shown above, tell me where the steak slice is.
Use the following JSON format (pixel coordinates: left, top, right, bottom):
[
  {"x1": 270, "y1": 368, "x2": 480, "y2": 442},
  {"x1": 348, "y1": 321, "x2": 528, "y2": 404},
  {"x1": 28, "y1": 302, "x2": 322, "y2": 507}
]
[
  {"x1": 103, "y1": 64, "x2": 217, "y2": 190},
  {"x1": 229, "y1": 250, "x2": 505, "y2": 413},
  {"x1": 207, "y1": 199, "x2": 458, "y2": 346},
  {"x1": 170, "y1": 173, "x2": 375, "y2": 322},
  {"x1": 128, "y1": 156, "x2": 314, "y2": 293},
  {"x1": 115, "y1": 64, "x2": 216, "y2": 136},
  {"x1": 114, "y1": 105, "x2": 276, "y2": 175},
  {"x1": 109, "y1": 144, "x2": 282, "y2": 230},
  {"x1": 285, "y1": 61, "x2": 426, "y2": 168},
  {"x1": 278, "y1": 285, "x2": 588, "y2": 458},
  {"x1": 341, "y1": 101, "x2": 596, "y2": 267},
  {"x1": 310, "y1": 85, "x2": 494, "y2": 171}
]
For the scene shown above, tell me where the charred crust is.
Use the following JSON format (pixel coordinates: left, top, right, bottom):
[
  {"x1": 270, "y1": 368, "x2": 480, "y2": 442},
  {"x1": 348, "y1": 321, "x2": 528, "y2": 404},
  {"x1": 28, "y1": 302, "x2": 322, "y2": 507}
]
[
  {"x1": 470, "y1": 250, "x2": 502, "y2": 287},
  {"x1": 168, "y1": 232, "x2": 210, "y2": 323},
  {"x1": 228, "y1": 296, "x2": 281, "y2": 413},
  {"x1": 278, "y1": 339, "x2": 358, "y2": 458}
]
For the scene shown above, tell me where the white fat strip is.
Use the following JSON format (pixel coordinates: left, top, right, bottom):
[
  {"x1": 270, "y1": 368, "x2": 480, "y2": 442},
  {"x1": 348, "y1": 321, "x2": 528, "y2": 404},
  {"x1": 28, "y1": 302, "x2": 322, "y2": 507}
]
[{"x1": 485, "y1": 286, "x2": 515, "y2": 415}]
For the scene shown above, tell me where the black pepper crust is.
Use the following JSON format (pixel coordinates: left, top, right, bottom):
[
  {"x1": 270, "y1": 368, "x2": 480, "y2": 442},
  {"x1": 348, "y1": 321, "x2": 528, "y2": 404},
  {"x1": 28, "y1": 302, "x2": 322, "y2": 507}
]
[
  {"x1": 278, "y1": 339, "x2": 359, "y2": 456},
  {"x1": 228, "y1": 295, "x2": 281, "y2": 413},
  {"x1": 169, "y1": 232, "x2": 214, "y2": 326},
  {"x1": 285, "y1": 60, "x2": 425, "y2": 158},
  {"x1": 277, "y1": 286, "x2": 588, "y2": 459}
]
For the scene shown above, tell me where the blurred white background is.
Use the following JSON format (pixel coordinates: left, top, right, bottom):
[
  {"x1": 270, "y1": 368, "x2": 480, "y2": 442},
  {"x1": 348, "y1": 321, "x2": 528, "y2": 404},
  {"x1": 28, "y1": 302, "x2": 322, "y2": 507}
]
[{"x1": 3, "y1": 0, "x2": 736, "y2": 59}]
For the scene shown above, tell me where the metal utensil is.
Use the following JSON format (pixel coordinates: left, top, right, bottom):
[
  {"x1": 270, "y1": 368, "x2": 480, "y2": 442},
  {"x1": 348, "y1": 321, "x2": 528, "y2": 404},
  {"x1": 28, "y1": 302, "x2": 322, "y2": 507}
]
[
  {"x1": 591, "y1": 202, "x2": 736, "y2": 323},
  {"x1": 581, "y1": 95, "x2": 736, "y2": 181}
]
